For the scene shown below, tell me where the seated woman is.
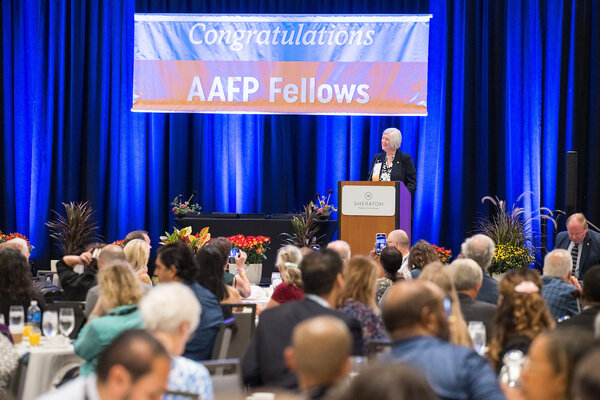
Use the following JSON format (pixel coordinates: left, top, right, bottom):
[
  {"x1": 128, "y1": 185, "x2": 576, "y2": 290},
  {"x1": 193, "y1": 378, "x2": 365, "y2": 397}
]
[
  {"x1": 74, "y1": 261, "x2": 144, "y2": 376},
  {"x1": 419, "y1": 262, "x2": 472, "y2": 347},
  {"x1": 140, "y1": 283, "x2": 214, "y2": 400},
  {"x1": 57, "y1": 243, "x2": 105, "y2": 301},
  {"x1": 337, "y1": 256, "x2": 388, "y2": 353},
  {"x1": 487, "y1": 269, "x2": 555, "y2": 372},
  {"x1": 123, "y1": 239, "x2": 152, "y2": 285},
  {"x1": 376, "y1": 246, "x2": 404, "y2": 304},
  {"x1": 196, "y1": 243, "x2": 242, "y2": 304},
  {"x1": 407, "y1": 240, "x2": 439, "y2": 279},
  {"x1": 265, "y1": 245, "x2": 304, "y2": 309},
  {"x1": 210, "y1": 237, "x2": 251, "y2": 298},
  {"x1": 0, "y1": 248, "x2": 47, "y2": 320}
]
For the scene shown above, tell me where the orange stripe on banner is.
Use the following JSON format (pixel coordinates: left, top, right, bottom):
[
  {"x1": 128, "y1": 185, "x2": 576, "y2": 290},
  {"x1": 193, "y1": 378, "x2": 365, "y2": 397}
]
[{"x1": 132, "y1": 60, "x2": 427, "y2": 115}]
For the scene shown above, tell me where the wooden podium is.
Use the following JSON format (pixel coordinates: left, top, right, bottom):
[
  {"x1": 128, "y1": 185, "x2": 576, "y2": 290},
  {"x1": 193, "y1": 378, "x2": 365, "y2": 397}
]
[{"x1": 338, "y1": 181, "x2": 412, "y2": 256}]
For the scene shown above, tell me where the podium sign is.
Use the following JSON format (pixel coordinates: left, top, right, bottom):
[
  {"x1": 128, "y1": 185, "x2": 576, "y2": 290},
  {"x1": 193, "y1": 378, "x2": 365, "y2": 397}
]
[{"x1": 341, "y1": 186, "x2": 396, "y2": 216}]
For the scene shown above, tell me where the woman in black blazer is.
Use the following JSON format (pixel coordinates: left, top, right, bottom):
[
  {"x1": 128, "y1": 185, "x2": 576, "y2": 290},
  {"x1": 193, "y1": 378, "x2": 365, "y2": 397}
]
[{"x1": 368, "y1": 128, "x2": 417, "y2": 194}]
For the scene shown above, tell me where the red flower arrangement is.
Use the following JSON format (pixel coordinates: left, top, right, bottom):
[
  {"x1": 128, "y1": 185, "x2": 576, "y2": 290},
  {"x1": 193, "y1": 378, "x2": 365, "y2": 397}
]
[
  {"x1": 227, "y1": 234, "x2": 271, "y2": 264},
  {"x1": 0, "y1": 231, "x2": 34, "y2": 252},
  {"x1": 432, "y1": 244, "x2": 452, "y2": 263},
  {"x1": 111, "y1": 239, "x2": 125, "y2": 248}
]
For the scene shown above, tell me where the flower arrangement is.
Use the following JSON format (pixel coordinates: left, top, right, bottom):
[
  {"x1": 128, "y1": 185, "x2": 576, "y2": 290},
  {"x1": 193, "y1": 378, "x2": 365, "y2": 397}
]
[
  {"x1": 111, "y1": 239, "x2": 125, "y2": 248},
  {"x1": 310, "y1": 190, "x2": 337, "y2": 217},
  {"x1": 227, "y1": 234, "x2": 271, "y2": 264},
  {"x1": 490, "y1": 244, "x2": 535, "y2": 275},
  {"x1": 171, "y1": 193, "x2": 202, "y2": 217},
  {"x1": 0, "y1": 231, "x2": 34, "y2": 253},
  {"x1": 160, "y1": 226, "x2": 211, "y2": 253},
  {"x1": 432, "y1": 245, "x2": 452, "y2": 263}
]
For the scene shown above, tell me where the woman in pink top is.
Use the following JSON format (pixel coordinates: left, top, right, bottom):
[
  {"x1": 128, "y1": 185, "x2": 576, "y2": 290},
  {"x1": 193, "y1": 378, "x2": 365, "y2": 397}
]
[{"x1": 265, "y1": 245, "x2": 304, "y2": 309}]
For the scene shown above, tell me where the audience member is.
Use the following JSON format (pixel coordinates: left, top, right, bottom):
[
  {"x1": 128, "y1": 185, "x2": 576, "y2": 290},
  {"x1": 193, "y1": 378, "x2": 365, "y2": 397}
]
[
  {"x1": 386, "y1": 229, "x2": 412, "y2": 279},
  {"x1": 266, "y1": 245, "x2": 304, "y2": 309},
  {"x1": 461, "y1": 234, "x2": 499, "y2": 304},
  {"x1": 572, "y1": 348, "x2": 600, "y2": 400},
  {"x1": 196, "y1": 243, "x2": 242, "y2": 304},
  {"x1": 242, "y1": 249, "x2": 363, "y2": 389},
  {"x1": 58, "y1": 243, "x2": 106, "y2": 301},
  {"x1": 327, "y1": 240, "x2": 351, "y2": 264},
  {"x1": 381, "y1": 280, "x2": 504, "y2": 400},
  {"x1": 505, "y1": 329, "x2": 596, "y2": 400},
  {"x1": 38, "y1": 329, "x2": 171, "y2": 400},
  {"x1": 209, "y1": 237, "x2": 251, "y2": 298},
  {"x1": 155, "y1": 242, "x2": 223, "y2": 361},
  {"x1": 0, "y1": 248, "x2": 46, "y2": 320},
  {"x1": 0, "y1": 333, "x2": 18, "y2": 395},
  {"x1": 376, "y1": 246, "x2": 404, "y2": 304},
  {"x1": 74, "y1": 261, "x2": 144, "y2": 376},
  {"x1": 488, "y1": 269, "x2": 555, "y2": 372},
  {"x1": 450, "y1": 258, "x2": 497, "y2": 341},
  {"x1": 542, "y1": 249, "x2": 581, "y2": 320},
  {"x1": 139, "y1": 283, "x2": 214, "y2": 400},
  {"x1": 284, "y1": 316, "x2": 351, "y2": 400},
  {"x1": 84, "y1": 244, "x2": 129, "y2": 316},
  {"x1": 0, "y1": 237, "x2": 30, "y2": 260},
  {"x1": 554, "y1": 213, "x2": 600, "y2": 280},
  {"x1": 123, "y1": 239, "x2": 152, "y2": 285},
  {"x1": 406, "y1": 240, "x2": 438, "y2": 279},
  {"x1": 419, "y1": 262, "x2": 472, "y2": 347},
  {"x1": 559, "y1": 265, "x2": 600, "y2": 333},
  {"x1": 331, "y1": 363, "x2": 436, "y2": 400},
  {"x1": 122, "y1": 230, "x2": 151, "y2": 247},
  {"x1": 337, "y1": 256, "x2": 388, "y2": 353}
]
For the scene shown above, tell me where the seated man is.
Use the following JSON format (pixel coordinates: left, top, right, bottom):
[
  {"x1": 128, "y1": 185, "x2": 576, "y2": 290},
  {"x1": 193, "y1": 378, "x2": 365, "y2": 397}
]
[
  {"x1": 84, "y1": 245, "x2": 128, "y2": 316},
  {"x1": 284, "y1": 316, "x2": 351, "y2": 399},
  {"x1": 154, "y1": 242, "x2": 224, "y2": 361},
  {"x1": 450, "y1": 258, "x2": 497, "y2": 341},
  {"x1": 37, "y1": 329, "x2": 171, "y2": 400},
  {"x1": 541, "y1": 249, "x2": 581, "y2": 320},
  {"x1": 554, "y1": 213, "x2": 600, "y2": 280},
  {"x1": 460, "y1": 234, "x2": 499, "y2": 304},
  {"x1": 559, "y1": 265, "x2": 600, "y2": 334},
  {"x1": 242, "y1": 249, "x2": 363, "y2": 389},
  {"x1": 326, "y1": 240, "x2": 351, "y2": 264},
  {"x1": 381, "y1": 280, "x2": 504, "y2": 400}
]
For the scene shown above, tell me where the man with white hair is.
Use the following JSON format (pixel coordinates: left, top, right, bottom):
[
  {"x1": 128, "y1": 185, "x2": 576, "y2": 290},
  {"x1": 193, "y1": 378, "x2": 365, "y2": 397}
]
[
  {"x1": 0, "y1": 237, "x2": 30, "y2": 260},
  {"x1": 542, "y1": 249, "x2": 581, "y2": 320},
  {"x1": 460, "y1": 234, "x2": 499, "y2": 304},
  {"x1": 387, "y1": 229, "x2": 412, "y2": 279},
  {"x1": 139, "y1": 283, "x2": 213, "y2": 400},
  {"x1": 327, "y1": 240, "x2": 351, "y2": 264},
  {"x1": 450, "y1": 259, "x2": 496, "y2": 340}
]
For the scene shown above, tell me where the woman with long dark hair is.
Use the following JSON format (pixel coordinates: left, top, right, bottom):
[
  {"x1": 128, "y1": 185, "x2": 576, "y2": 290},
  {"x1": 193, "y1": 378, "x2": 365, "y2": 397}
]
[
  {"x1": 0, "y1": 248, "x2": 46, "y2": 319},
  {"x1": 196, "y1": 243, "x2": 241, "y2": 304}
]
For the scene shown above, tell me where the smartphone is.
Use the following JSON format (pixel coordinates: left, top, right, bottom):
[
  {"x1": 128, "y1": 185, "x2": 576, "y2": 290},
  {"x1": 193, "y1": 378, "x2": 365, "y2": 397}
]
[
  {"x1": 228, "y1": 248, "x2": 239, "y2": 264},
  {"x1": 376, "y1": 233, "x2": 387, "y2": 253}
]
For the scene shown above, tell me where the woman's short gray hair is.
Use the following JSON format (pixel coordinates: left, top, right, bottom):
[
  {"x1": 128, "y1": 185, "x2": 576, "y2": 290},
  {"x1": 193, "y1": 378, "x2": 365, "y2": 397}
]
[
  {"x1": 140, "y1": 283, "x2": 201, "y2": 334},
  {"x1": 383, "y1": 128, "x2": 402, "y2": 150}
]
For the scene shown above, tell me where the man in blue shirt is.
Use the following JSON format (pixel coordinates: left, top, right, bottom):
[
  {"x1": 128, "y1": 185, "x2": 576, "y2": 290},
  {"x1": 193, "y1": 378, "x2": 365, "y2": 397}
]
[
  {"x1": 155, "y1": 242, "x2": 223, "y2": 361},
  {"x1": 381, "y1": 280, "x2": 505, "y2": 400},
  {"x1": 541, "y1": 249, "x2": 581, "y2": 320}
]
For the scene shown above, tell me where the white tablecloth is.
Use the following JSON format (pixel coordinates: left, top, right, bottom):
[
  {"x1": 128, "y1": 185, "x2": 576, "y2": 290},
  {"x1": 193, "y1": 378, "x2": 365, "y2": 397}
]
[
  {"x1": 15, "y1": 338, "x2": 83, "y2": 400},
  {"x1": 242, "y1": 285, "x2": 272, "y2": 308}
]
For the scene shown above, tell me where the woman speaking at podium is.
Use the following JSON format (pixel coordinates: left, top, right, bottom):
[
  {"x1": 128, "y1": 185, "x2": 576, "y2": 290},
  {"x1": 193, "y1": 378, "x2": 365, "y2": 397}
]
[{"x1": 367, "y1": 127, "x2": 417, "y2": 194}]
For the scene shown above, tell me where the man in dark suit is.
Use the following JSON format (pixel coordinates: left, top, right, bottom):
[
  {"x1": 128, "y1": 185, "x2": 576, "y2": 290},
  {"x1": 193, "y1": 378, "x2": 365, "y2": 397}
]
[
  {"x1": 242, "y1": 249, "x2": 363, "y2": 389},
  {"x1": 460, "y1": 234, "x2": 499, "y2": 305},
  {"x1": 450, "y1": 258, "x2": 496, "y2": 341},
  {"x1": 559, "y1": 265, "x2": 600, "y2": 334},
  {"x1": 555, "y1": 213, "x2": 600, "y2": 280}
]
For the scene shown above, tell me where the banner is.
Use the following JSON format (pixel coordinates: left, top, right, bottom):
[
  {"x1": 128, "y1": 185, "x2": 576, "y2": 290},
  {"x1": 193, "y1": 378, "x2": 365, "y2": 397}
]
[{"x1": 132, "y1": 14, "x2": 431, "y2": 115}]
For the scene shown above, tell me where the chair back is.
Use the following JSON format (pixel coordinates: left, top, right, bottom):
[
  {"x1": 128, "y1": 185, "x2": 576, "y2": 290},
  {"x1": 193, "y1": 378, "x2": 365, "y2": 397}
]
[
  {"x1": 225, "y1": 303, "x2": 256, "y2": 359},
  {"x1": 201, "y1": 358, "x2": 244, "y2": 399},
  {"x1": 211, "y1": 318, "x2": 235, "y2": 360}
]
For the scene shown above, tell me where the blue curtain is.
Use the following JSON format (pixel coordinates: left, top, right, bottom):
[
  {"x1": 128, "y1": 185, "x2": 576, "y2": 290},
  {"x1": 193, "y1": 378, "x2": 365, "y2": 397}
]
[{"x1": 1, "y1": 0, "x2": 599, "y2": 267}]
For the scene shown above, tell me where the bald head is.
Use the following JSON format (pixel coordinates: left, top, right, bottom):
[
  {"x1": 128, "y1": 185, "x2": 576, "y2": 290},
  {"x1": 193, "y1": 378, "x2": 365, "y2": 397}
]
[
  {"x1": 382, "y1": 280, "x2": 449, "y2": 341},
  {"x1": 543, "y1": 249, "x2": 572, "y2": 279},
  {"x1": 327, "y1": 240, "x2": 351, "y2": 263},
  {"x1": 98, "y1": 244, "x2": 126, "y2": 269},
  {"x1": 286, "y1": 316, "x2": 351, "y2": 388},
  {"x1": 388, "y1": 230, "x2": 410, "y2": 252}
]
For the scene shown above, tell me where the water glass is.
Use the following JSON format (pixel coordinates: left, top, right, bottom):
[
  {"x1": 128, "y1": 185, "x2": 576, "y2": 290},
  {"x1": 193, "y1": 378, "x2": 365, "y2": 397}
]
[
  {"x1": 9, "y1": 306, "x2": 25, "y2": 344},
  {"x1": 0, "y1": 313, "x2": 5, "y2": 325},
  {"x1": 59, "y1": 308, "x2": 75, "y2": 337},
  {"x1": 468, "y1": 321, "x2": 486, "y2": 355},
  {"x1": 42, "y1": 310, "x2": 58, "y2": 338},
  {"x1": 271, "y1": 272, "x2": 282, "y2": 287}
]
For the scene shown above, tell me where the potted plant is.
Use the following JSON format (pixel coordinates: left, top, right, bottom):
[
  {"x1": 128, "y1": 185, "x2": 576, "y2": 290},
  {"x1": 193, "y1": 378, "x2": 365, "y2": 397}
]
[
  {"x1": 310, "y1": 190, "x2": 338, "y2": 220},
  {"x1": 45, "y1": 201, "x2": 101, "y2": 255},
  {"x1": 281, "y1": 204, "x2": 324, "y2": 249},
  {"x1": 227, "y1": 234, "x2": 271, "y2": 284},
  {"x1": 159, "y1": 226, "x2": 210, "y2": 253},
  {"x1": 171, "y1": 193, "x2": 202, "y2": 218}
]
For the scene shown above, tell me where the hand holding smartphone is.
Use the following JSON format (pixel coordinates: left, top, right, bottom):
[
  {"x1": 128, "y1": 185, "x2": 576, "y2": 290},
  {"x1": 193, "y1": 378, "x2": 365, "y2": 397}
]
[{"x1": 376, "y1": 233, "x2": 387, "y2": 253}]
